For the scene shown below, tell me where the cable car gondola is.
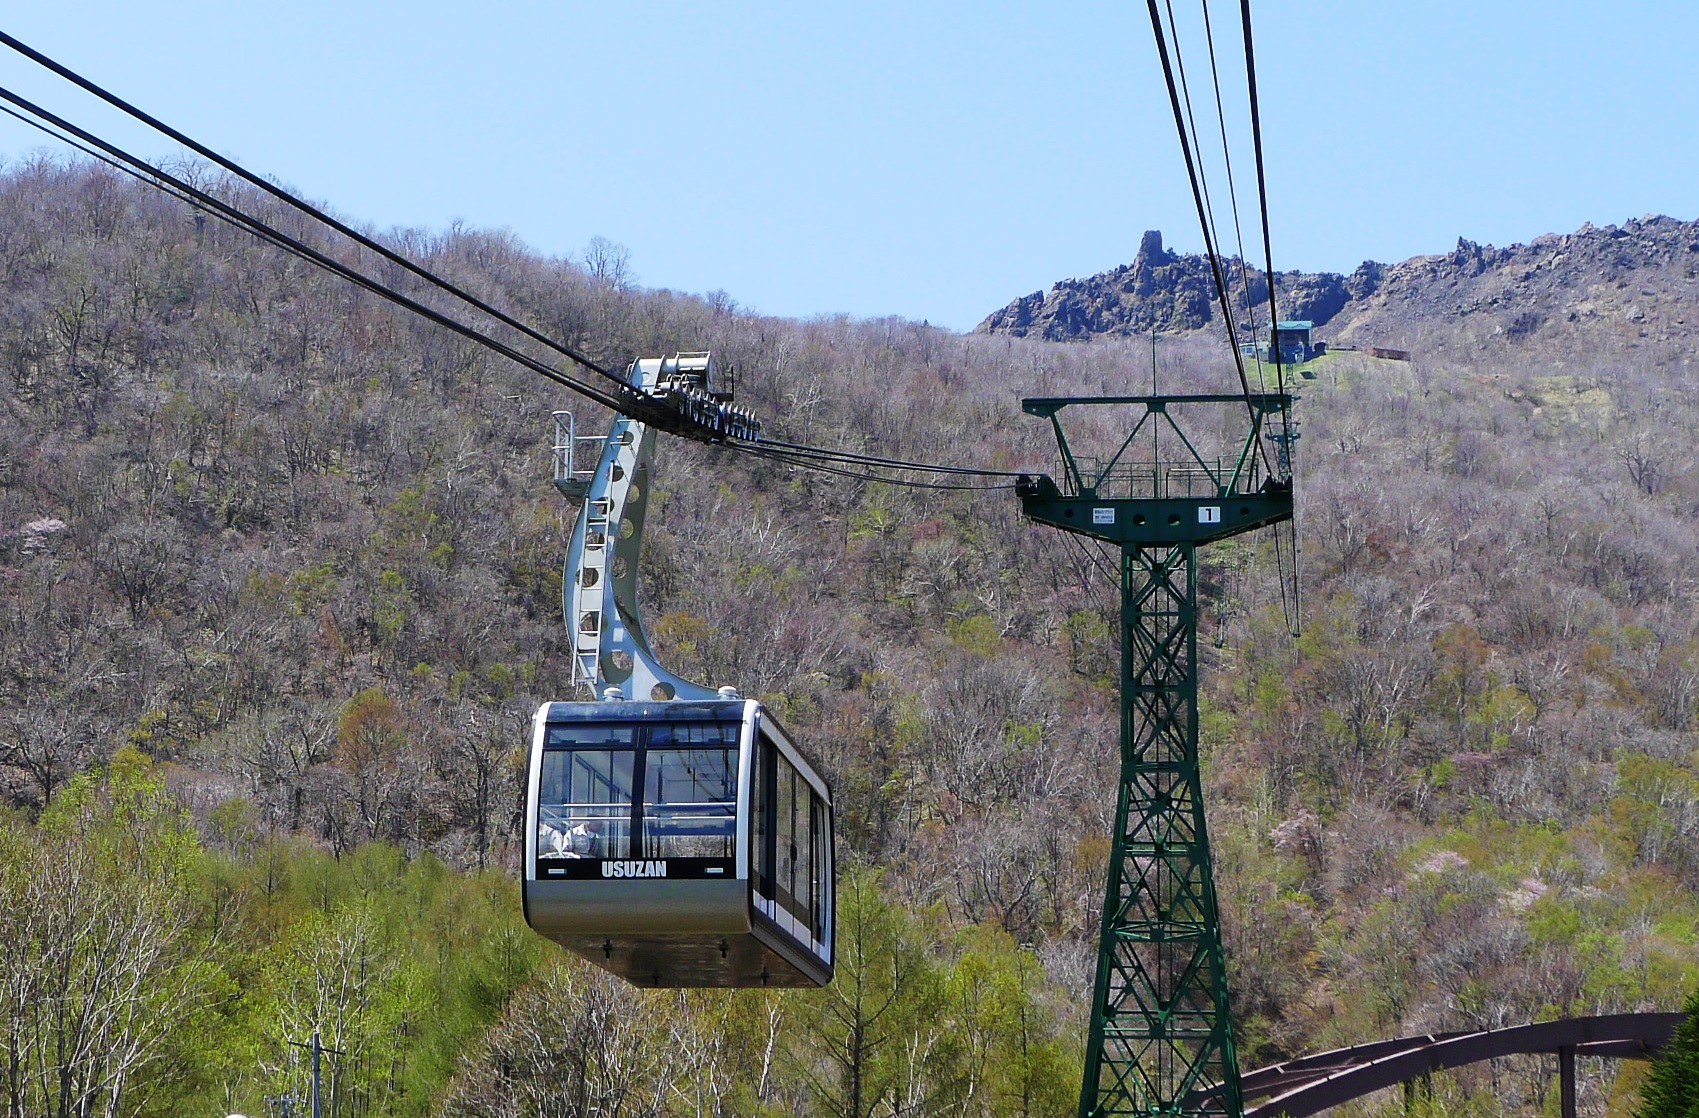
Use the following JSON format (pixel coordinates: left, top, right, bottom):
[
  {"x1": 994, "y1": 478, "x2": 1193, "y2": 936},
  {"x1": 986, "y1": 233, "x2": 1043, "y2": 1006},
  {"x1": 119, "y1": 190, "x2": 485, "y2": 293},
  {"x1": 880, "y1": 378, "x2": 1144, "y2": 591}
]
[
  {"x1": 523, "y1": 353, "x2": 834, "y2": 987},
  {"x1": 524, "y1": 694, "x2": 833, "y2": 986}
]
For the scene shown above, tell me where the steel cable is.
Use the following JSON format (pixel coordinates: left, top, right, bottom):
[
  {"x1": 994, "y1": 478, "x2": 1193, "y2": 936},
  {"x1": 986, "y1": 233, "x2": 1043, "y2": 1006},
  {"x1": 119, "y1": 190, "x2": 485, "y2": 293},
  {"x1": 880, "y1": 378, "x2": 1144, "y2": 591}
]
[
  {"x1": 0, "y1": 29, "x2": 634, "y2": 393},
  {"x1": 1147, "y1": 0, "x2": 1267, "y2": 465},
  {"x1": 1199, "y1": 0, "x2": 1272, "y2": 399},
  {"x1": 1237, "y1": 0, "x2": 1301, "y2": 634},
  {"x1": 0, "y1": 35, "x2": 1044, "y2": 490},
  {"x1": 0, "y1": 86, "x2": 669, "y2": 426}
]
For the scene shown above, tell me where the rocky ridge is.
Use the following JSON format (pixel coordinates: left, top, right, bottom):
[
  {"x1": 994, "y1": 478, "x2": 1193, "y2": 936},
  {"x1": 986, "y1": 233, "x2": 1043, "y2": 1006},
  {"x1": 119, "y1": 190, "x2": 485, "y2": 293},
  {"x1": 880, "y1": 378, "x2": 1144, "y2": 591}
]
[{"x1": 979, "y1": 217, "x2": 1699, "y2": 355}]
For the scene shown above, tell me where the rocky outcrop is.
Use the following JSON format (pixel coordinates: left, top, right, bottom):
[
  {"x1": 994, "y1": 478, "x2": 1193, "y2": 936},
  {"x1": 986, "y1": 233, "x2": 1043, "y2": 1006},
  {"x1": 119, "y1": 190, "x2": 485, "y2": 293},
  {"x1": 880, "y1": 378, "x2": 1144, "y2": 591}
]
[
  {"x1": 980, "y1": 231, "x2": 1255, "y2": 341},
  {"x1": 978, "y1": 230, "x2": 1343, "y2": 341},
  {"x1": 1318, "y1": 216, "x2": 1699, "y2": 349},
  {"x1": 978, "y1": 216, "x2": 1699, "y2": 352},
  {"x1": 1282, "y1": 272, "x2": 1351, "y2": 328}
]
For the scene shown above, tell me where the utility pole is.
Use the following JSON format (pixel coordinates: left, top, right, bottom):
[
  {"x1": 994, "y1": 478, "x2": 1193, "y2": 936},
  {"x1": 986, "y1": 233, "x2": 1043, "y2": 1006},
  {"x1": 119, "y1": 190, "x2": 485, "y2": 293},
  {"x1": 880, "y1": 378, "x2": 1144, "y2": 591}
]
[
  {"x1": 286, "y1": 1030, "x2": 344, "y2": 1118},
  {"x1": 1017, "y1": 390, "x2": 1293, "y2": 1118}
]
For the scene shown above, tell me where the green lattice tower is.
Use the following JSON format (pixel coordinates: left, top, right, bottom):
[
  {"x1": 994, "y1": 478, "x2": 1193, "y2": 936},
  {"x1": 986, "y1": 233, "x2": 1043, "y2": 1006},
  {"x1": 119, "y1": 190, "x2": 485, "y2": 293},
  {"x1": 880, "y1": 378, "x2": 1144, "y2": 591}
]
[{"x1": 1016, "y1": 393, "x2": 1294, "y2": 1118}]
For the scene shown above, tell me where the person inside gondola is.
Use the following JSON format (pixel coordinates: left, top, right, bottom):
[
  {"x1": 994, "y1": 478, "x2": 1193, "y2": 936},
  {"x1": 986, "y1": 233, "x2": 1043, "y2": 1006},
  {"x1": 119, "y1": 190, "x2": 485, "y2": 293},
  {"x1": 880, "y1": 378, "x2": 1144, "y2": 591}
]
[{"x1": 539, "y1": 815, "x2": 604, "y2": 858}]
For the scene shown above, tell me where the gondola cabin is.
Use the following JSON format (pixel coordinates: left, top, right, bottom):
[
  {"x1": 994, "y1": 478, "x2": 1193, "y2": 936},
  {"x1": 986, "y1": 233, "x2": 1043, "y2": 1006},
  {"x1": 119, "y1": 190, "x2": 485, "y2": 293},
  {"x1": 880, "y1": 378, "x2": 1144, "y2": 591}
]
[{"x1": 523, "y1": 696, "x2": 833, "y2": 987}]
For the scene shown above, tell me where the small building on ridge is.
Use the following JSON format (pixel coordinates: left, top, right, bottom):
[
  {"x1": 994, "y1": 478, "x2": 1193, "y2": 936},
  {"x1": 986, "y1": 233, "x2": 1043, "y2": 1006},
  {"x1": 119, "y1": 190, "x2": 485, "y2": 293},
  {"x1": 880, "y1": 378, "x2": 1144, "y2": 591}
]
[{"x1": 1266, "y1": 320, "x2": 1318, "y2": 364}]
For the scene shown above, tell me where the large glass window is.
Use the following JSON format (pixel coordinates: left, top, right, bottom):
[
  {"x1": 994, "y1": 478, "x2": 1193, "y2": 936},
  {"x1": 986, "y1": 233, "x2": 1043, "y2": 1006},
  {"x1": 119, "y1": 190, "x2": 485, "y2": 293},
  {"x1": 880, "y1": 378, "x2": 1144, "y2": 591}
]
[
  {"x1": 811, "y1": 795, "x2": 830, "y2": 941},
  {"x1": 641, "y1": 722, "x2": 739, "y2": 858},
  {"x1": 538, "y1": 724, "x2": 636, "y2": 860},
  {"x1": 752, "y1": 733, "x2": 770, "y2": 894},
  {"x1": 754, "y1": 747, "x2": 816, "y2": 937},
  {"x1": 776, "y1": 754, "x2": 797, "y2": 909},
  {"x1": 536, "y1": 721, "x2": 739, "y2": 867},
  {"x1": 749, "y1": 731, "x2": 831, "y2": 943},
  {"x1": 792, "y1": 761, "x2": 814, "y2": 927}
]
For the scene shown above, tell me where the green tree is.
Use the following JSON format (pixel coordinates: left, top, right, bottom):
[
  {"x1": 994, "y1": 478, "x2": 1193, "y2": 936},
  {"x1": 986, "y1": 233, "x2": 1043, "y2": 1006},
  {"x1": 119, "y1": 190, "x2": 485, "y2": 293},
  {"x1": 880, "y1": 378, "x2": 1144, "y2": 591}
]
[
  {"x1": 0, "y1": 746, "x2": 230, "y2": 1118},
  {"x1": 255, "y1": 894, "x2": 429, "y2": 1118},
  {"x1": 785, "y1": 869, "x2": 960, "y2": 1118},
  {"x1": 1640, "y1": 986, "x2": 1699, "y2": 1118},
  {"x1": 949, "y1": 926, "x2": 1078, "y2": 1118}
]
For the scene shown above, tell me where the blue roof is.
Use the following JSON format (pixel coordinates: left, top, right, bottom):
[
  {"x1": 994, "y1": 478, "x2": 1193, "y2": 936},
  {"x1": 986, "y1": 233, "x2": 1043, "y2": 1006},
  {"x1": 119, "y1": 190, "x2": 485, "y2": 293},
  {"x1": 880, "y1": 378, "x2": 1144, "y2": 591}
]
[{"x1": 1275, "y1": 320, "x2": 1313, "y2": 331}]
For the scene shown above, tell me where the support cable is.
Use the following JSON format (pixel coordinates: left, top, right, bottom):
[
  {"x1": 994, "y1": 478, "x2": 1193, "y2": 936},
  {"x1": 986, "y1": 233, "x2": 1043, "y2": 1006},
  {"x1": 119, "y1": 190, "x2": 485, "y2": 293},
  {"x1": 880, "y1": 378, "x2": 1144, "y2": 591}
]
[
  {"x1": 1144, "y1": 0, "x2": 1272, "y2": 473},
  {"x1": 1149, "y1": 1, "x2": 1298, "y2": 632},
  {"x1": 728, "y1": 443, "x2": 1021, "y2": 491},
  {"x1": 0, "y1": 35, "x2": 1036, "y2": 489},
  {"x1": 1238, "y1": 0, "x2": 1289, "y2": 434},
  {"x1": 1164, "y1": 0, "x2": 1239, "y2": 354},
  {"x1": 1063, "y1": 531, "x2": 1121, "y2": 588},
  {"x1": 1238, "y1": 0, "x2": 1302, "y2": 634},
  {"x1": 1199, "y1": 0, "x2": 1271, "y2": 398},
  {"x1": 740, "y1": 436, "x2": 1027, "y2": 478},
  {"x1": 0, "y1": 86, "x2": 670, "y2": 428},
  {"x1": 0, "y1": 29, "x2": 633, "y2": 393}
]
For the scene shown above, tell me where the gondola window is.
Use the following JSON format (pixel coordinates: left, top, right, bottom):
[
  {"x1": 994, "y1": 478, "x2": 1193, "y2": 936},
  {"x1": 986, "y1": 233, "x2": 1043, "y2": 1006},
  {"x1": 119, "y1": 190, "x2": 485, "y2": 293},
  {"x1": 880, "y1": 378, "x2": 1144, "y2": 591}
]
[
  {"x1": 642, "y1": 721, "x2": 738, "y2": 858},
  {"x1": 537, "y1": 721, "x2": 744, "y2": 871},
  {"x1": 538, "y1": 723, "x2": 637, "y2": 861}
]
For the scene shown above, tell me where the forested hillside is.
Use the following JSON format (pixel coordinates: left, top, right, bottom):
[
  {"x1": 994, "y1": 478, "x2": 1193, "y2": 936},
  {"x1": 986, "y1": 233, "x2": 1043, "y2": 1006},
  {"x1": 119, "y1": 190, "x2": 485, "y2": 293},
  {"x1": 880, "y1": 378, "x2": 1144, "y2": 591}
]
[{"x1": 4, "y1": 157, "x2": 1698, "y2": 1117}]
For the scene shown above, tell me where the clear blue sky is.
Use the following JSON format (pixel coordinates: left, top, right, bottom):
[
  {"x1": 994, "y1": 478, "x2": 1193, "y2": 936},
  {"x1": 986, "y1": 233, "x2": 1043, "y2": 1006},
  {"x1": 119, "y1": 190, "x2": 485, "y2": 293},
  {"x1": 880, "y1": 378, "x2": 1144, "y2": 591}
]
[{"x1": 1, "y1": 2, "x2": 1695, "y2": 331}]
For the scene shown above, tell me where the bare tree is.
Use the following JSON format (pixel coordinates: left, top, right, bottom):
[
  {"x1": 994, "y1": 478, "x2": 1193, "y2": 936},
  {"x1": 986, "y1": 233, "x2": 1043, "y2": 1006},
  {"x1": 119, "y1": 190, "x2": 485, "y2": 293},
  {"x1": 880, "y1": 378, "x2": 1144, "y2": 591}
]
[
  {"x1": 0, "y1": 751, "x2": 222, "y2": 1118},
  {"x1": 93, "y1": 518, "x2": 188, "y2": 623},
  {"x1": 582, "y1": 236, "x2": 634, "y2": 292},
  {"x1": 439, "y1": 962, "x2": 676, "y2": 1118},
  {"x1": 1615, "y1": 434, "x2": 1666, "y2": 496}
]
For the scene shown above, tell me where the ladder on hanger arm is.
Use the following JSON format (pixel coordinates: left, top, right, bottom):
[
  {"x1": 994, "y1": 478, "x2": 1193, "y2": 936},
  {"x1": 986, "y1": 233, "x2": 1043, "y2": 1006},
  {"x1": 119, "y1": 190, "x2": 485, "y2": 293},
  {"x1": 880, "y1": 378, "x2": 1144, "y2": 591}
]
[{"x1": 552, "y1": 352, "x2": 746, "y2": 701}]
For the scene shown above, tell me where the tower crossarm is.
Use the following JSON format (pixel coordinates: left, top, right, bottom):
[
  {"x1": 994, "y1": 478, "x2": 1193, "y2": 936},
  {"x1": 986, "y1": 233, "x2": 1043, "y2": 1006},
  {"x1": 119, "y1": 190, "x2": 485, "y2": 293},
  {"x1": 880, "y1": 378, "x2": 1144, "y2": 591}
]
[
  {"x1": 1018, "y1": 393, "x2": 1293, "y2": 547},
  {"x1": 1017, "y1": 393, "x2": 1292, "y2": 548}
]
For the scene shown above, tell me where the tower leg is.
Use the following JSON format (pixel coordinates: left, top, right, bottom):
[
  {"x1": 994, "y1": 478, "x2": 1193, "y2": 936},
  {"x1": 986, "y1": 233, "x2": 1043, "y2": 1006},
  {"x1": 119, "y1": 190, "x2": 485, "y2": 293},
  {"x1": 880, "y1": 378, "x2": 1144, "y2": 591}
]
[
  {"x1": 1559, "y1": 1046, "x2": 1576, "y2": 1118},
  {"x1": 1079, "y1": 545, "x2": 1242, "y2": 1118}
]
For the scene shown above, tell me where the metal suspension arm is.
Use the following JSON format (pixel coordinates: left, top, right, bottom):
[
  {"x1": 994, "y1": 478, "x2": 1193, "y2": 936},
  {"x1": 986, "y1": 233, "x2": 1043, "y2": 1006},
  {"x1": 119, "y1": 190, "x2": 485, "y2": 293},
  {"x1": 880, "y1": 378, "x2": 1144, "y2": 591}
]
[{"x1": 560, "y1": 354, "x2": 731, "y2": 702}]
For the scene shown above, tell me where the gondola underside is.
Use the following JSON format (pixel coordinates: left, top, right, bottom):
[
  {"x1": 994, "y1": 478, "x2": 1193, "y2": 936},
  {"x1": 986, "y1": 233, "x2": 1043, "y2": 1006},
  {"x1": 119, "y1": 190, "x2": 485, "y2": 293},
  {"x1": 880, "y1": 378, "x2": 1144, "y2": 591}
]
[
  {"x1": 547, "y1": 932, "x2": 821, "y2": 987},
  {"x1": 527, "y1": 877, "x2": 828, "y2": 987}
]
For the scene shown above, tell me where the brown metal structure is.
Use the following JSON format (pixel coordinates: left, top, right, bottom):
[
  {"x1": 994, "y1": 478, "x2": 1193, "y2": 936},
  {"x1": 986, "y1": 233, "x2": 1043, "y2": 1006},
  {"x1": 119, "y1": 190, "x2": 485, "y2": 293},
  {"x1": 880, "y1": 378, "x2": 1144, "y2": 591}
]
[{"x1": 1217, "y1": 1014, "x2": 1681, "y2": 1118}]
